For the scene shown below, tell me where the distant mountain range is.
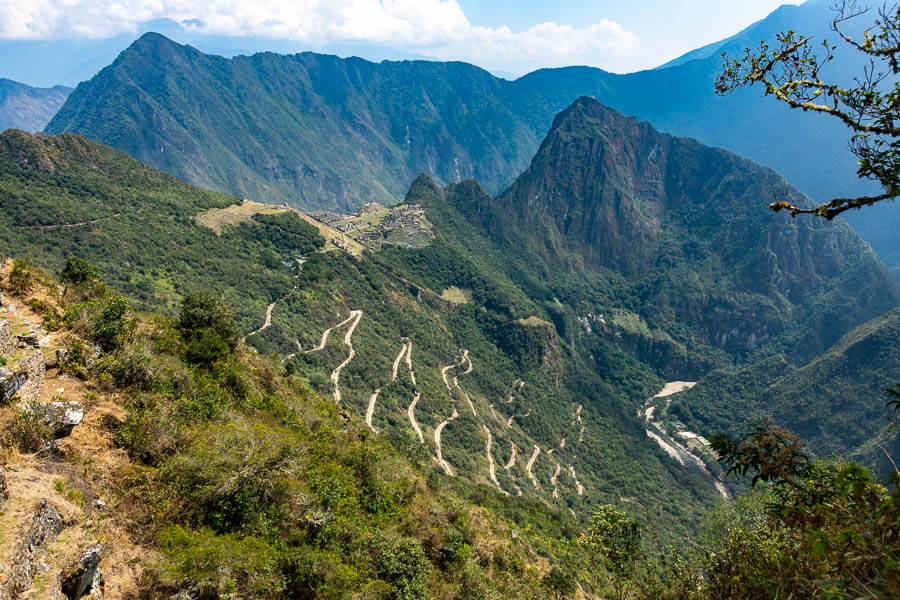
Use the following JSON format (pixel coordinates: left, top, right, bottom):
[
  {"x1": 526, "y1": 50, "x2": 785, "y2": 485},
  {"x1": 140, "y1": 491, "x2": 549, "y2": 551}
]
[
  {"x1": 0, "y1": 79, "x2": 70, "y2": 132},
  {"x1": 5, "y1": 96, "x2": 899, "y2": 530},
  {"x1": 42, "y1": 1, "x2": 900, "y2": 278}
]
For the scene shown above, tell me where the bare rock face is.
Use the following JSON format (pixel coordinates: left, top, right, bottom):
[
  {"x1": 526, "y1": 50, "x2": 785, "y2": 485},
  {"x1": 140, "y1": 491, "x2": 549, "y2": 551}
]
[
  {"x1": 57, "y1": 544, "x2": 104, "y2": 600},
  {"x1": 0, "y1": 499, "x2": 64, "y2": 599},
  {"x1": 43, "y1": 401, "x2": 84, "y2": 438},
  {"x1": 0, "y1": 319, "x2": 13, "y2": 357},
  {"x1": 15, "y1": 350, "x2": 46, "y2": 404}
]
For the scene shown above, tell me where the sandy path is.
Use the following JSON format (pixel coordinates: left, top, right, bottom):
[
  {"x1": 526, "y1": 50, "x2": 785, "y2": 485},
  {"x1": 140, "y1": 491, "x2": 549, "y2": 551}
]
[
  {"x1": 243, "y1": 300, "x2": 277, "y2": 341},
  {"x1": 392, "y1": 341, "x2": 408, "y2": 381},
  {"x1": 525, "y1": 445, "x2": 541, "y2": 489},
  {"x1": 405, "y1": 339, "x2": 416, "y2": 385},
  {"x1": 434, "y1": 408, "x2": 459, "y2": 476},
  {"x1": 551, "y1": 463, "x2": 562, "y2": 498},
  {"x1": 367, "y1": 341, "x2": 410, "y2": 431},
  {"x1": 330, "y1": 310, "x2": 363, "y2": 404},
  {"x1": 483, "y1": 426, "x2": 509, "y2": 496},
  {"x1": 576, "y1": 404, "x2": 584, "y2": 442},
  {"x1": 453, "y1": 375, "x2": 477, "y2": 416},
  {"x1": 408, "y1": 393, "x2": 424, "y2": 443},
  {"x1": 569, "y1": 465, "x2": 585, "y2": 495},
  {"x1": 305, "y1": 313, "x2": 356, "y2": 354},
  {"x1": 504, "y1": 443, "x2": 517, "y2": 470}
]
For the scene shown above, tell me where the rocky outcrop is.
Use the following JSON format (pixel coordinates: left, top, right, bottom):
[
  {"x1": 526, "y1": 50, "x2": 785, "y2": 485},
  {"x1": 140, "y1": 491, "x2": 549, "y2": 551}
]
[
  {"x1": 0, "y1": 499, "x2": 64, "y2": 600},
  {"x1": 14, "y1": 350, "x2": 45, "y2": 404},
  {"x1": 0, "y1": 320, "x2": 13, "y2": 357},
  {"x1": 56, "y1": 544, "x2": 104, "y2": 600},
  {"x1": 42, "y1": 401, "x2": 84, "y2": 438},
  {"x1": 0, "y1": 468, "x2": 8, "y2": 507}
]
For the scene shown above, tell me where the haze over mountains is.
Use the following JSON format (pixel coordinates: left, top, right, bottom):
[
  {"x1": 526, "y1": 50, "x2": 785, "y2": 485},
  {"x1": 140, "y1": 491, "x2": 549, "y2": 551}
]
[
  {"x1": 4, "y1": 94, "x2": 899, "y2": 528},
  {"x1": 42, "y1": 0, "x2": 900, "y2": 278},
  {"x1": 3, "y1": 1, "x2": 900, "y2": 595},
  {"x1": 0, "y1": 79, "x2": 70, "y2": 132}
]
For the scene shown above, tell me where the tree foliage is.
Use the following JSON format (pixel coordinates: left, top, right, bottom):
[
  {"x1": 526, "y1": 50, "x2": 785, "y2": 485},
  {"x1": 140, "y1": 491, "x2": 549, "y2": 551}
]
[{"x1": 717, "y1": 1, "x2": 900, "y2": 218}]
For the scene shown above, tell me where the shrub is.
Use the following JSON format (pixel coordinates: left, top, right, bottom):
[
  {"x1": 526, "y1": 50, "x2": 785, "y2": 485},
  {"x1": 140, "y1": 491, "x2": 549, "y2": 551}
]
[
  {"x1": 7, "y1": 258, "x2": 34, "y2": 295},
  {"x1": 162, "y1": 420, "x2": 303, "y2": 533},
  {"x1": 4, "y1": 404, "x2": 52, "y2": 453},
  {"x1": 90, "y1": 295, "x2": 130, "y2": 351},
  {"x1": 158, "y1": 526, "x2": 286, "y2": 599},
  {"x1": 376, "y1": 536, "x2": 432, "y2": 600},
  {"x1": 59, "y1": 257, "x2": 98, "y2": 287}
]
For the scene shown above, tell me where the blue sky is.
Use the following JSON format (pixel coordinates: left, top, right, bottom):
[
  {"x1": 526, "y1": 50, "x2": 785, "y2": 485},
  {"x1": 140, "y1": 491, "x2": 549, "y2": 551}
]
[{"x1": 0, "y1": 0, "x2": 806, "y2": 74}]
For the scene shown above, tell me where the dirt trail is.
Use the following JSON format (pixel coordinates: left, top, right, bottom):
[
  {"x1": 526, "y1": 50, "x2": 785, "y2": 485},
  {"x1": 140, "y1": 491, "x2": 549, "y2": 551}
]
[
  {"x1": 569, "y1": 464, "x2": 585, "y2": 496},
  {"x1": 483, "y1": 426, "x2": 509, "y2": 496},
  {"x1": 330, "y1": 310, "x2": 363, "y2": 404},
  {"x1": 405, "y1": 339, "x2": 417, "y2": 385},
  {"x1": 367, "y1": 341, "x2": 410, "y2": 431},
  {"x1": 434, "y1": 408, "x2": 459, "y2": 476},
  {"x1": 525, "y1": 445, "x2": 541, "y2": 489},
  {"x1": 408, "y1": 393, "x2": 424, "y2": 443},
  {"x1": 305, "y1": 313, "x2": 356, "y2": 354},
  {"x1": 575, "y1": 404, "x2": 584, "y2": 442},
  {"x1": 504, "y1": 443, "x2": 517, "y2": 470},
  {"x1": 365, "y1": 389, "x2": 381, "y2": 431},
  {"x1": 551, "y1": 463, "x2": 562, "y2": 498},
  {"x1": 453, "y1": 375, "x2": 477, "y2": 416},
  {"x1": 244, "y1": 300, "x2": 277, "y2": 342},
  {"x1": 392, "y1": 341, "x2": 408, "y2": 380},
  {"x1": 17, "y1": 213, "x2": 121, "y2": 230}
]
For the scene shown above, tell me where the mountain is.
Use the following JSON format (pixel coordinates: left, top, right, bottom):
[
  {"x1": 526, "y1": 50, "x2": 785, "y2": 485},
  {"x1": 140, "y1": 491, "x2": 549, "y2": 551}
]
[
  {"x1": 46, "y1": 2, "x2": 900, "y2": 277},
  {"x1": 669, "y1": 307, "x2": 900, "y2": 477},
  {"x1": 0, "y1": 79, "x2": 71, "y2": 132},
  {"x1": 451, "y1": 97, "x2": 900, "y2": 366},
  {"x1": 12, "y1": 89, "x2": 900, "y2": 539},
  {"x1": 0, "y1": 19, "x2": 436, "y2": 89},
  {"x1": 0, "y1": 127, "x2": 724, "y2": 539}
]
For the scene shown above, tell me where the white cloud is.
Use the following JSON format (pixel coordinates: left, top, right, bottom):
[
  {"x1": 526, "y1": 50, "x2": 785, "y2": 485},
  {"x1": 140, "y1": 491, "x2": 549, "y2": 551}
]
[{"x1": 0, "y1": 0, "x2": 642, "y2": 73}]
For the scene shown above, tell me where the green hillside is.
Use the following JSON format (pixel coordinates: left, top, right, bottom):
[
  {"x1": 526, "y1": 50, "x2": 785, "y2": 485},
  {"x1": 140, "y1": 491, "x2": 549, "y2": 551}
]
[
  {"x1": 670, "y1": 308, "x2": 900, "y2": 475},
  {"x1": 43, "y1": 3, "x2": 900, "y2": 278},
  {"x1": 5, "y1": 95, "x2": 899, "y2": 541}
]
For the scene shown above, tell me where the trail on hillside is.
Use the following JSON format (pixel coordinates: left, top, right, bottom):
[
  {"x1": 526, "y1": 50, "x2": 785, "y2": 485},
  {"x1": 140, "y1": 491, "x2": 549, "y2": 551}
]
[
  {"x1": 305, "y1": 312, "x2": 357, "y2": 353},
  {"x1": 525, "y1": 445, "x2": 541, "y2": 489},
  {"x1": 405, "y1": 339, "x2": 416, "y2": 385},
  {"x1": 367, "y1": 341, "x2": 409, "y2": 431},
  {"x1": 504, "y1": 442, "x2": 517, "y2": 470},
  {"x1": 330, "y1": 310, "x2": 363, "y2": 404},
  {"x1": 16, "y1": 213, "x2": 121, "y2": 230},
  {"x1": 483, "y1": 425, "x2": 509, "y2": 496},
  {"x1": 408, "y1": 393, "x2": 424, "y2": 443},
  {"x1": 569, "y1": 465, "x2": 585, "y2": 496},
  {"x1": 245, "y1": 281, "x2": 302, "y2": 343},
  {"x1": 434, "y1": 408, "x2": 459, "y2": 476},
  {"x1": 551, "y1": 463, "x2": 562, "y2": 498}
]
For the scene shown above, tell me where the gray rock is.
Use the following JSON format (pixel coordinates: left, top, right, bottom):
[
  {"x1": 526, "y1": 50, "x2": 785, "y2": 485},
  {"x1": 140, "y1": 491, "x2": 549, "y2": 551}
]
[
  {"x1": 17, "y1": 333, "x2": 39, "y2": 348},
  {"x1": 59, "y1": 544, "x2": 103, "y2": 600},
  {"x1": 0, "y1": 499, "x2": 63, "y2": 599},
  {"x1": 43, "y1": 402, "x2": 84, "y2": 438},
  {"x1": 0, "y1": 367, "x2": 26, "y2": 404}
]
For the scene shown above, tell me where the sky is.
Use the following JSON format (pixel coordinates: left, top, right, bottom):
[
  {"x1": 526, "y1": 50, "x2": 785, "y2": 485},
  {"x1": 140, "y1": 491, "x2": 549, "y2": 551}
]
[{"x1": 0, "y1": 0, "x2": 807, "y2": 74}]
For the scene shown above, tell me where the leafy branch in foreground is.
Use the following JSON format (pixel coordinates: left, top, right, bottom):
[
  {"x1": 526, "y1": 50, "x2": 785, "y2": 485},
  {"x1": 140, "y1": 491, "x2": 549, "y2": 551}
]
[{"x1": 716, "y1": 1, "x2": 900, "y2": 219}]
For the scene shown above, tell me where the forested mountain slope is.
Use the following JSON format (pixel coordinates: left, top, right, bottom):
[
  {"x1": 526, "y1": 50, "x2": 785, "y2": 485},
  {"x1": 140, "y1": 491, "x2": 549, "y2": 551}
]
[
  {"x1": 453, "y1": 97, "x2": 900, "y2": 365},
  {"x1": 44, "y1": 1, "x2": 900, "y2": 277},
  {"x1": 670, "y1": 307, "x2": 900, "y2": 477},
  {"x1": 0, "y1": 79, "x2": 71, "y2": 132},
  {"x1": 8, "y1": 93, "x2": 900, "y2": 538}
]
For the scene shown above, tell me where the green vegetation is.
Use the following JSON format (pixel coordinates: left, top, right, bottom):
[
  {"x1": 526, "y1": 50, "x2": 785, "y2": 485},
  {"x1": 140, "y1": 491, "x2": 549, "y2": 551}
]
[
  {"x1": 670, "y1": 308, "x2": 900, "y2": 476},
  {"x1": 0, "y1": 129, "x2": 322, "y2": 329}
]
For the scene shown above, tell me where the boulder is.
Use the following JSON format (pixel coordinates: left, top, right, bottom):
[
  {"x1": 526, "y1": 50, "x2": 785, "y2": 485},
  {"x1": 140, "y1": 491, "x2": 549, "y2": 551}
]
[
  {"x1": 16, "y1": 333, "x2": 40, "y2": 348},
  {"x1": 43, "y1": 402, "x2": 84, "y2": 438},
  {"x1": 58, "y1": 544, "x2": 104, "y2": 600},
  {"x1": 0, "y1": 319, "x2": 13, "y2": 356},
  {"x1": 0, "y1": 499, "x2": 64, "y2": 599}
]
